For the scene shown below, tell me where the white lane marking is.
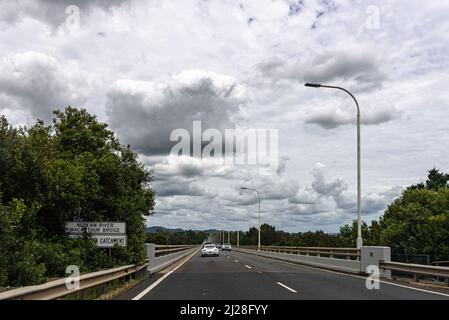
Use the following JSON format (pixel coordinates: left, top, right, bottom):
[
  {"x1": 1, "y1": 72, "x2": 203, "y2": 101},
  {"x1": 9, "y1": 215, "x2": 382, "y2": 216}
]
[
  {"x1": 276, "y1": 282, "x2": 298, "y2": 293},
  {"x1": 244, "y1": 265, "x2": 252, "y2": 269},
  {"x1": 234, "y1": 259, "x2": 239, "y2": 263},
  {"x1": 132, "y1": 249, "x2": 199, "y2": 300},
  {"x1": 233, "y1": 250, "x2": 449, "y2": 298}
]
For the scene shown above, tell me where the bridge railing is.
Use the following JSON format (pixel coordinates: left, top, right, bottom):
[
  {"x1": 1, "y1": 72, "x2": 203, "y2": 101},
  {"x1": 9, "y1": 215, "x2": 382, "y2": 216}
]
[
  {"x1": 380, "y1": 260, "x2": 449, "y2": 286},
  {"x1": 155, "y1": 244, "x2": 197, "y2": 257},
  {"x1": 239, "y1": 245, "x2": 360, "y2": 260},
  {"x1": 0, "y1": 243, "x2": 199, "y2": 300},
  {"x1": 145, "y1": 244, "x2": 199, "y2": 274},
  {"x1": 235, "y1": 245, "x2": 392, "y2": 275}
]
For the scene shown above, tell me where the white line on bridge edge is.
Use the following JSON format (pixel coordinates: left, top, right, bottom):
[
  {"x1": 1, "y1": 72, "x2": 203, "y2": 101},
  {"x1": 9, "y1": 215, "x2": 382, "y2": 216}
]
[
  {"x1": 234, "y1": 259, "x2": 239, "y2": 262},
  {"x1": 244, "y1": 265, "x2": 252, "y2": 269},
  {"x1": 276, "y1": 282, "x2": 298, "y2": 293},
  {"x1": 132, "y1": 249, "x2": 199, "y2": 300}
]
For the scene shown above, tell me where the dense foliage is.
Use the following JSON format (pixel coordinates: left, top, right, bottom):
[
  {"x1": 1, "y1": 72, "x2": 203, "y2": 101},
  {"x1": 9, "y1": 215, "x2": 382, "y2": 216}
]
[
  {"x1": 339, "y1": 169, "x2": 449, "y2": 261},
  {"x1": 0, "y1": 108, "x2": 155, "y2": 286}
]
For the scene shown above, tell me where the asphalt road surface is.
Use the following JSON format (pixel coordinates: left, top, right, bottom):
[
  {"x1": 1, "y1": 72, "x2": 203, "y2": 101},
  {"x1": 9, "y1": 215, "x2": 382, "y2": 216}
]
[{"x1": 117, "y1": 249, "x2": 449, "y2": 300}]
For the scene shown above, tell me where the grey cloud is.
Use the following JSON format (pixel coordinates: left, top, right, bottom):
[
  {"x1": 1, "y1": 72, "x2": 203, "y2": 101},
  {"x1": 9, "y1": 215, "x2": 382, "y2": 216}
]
[
  {"x1": 258, "y1": 51, "x2": 386, "y2": 90},
  {"x1": 154, "y1": 178, "x2": 215, "y2": 198},
  {"x1": 303, "y1": 52, "x2": 385, "y2": 85},
  {"x1": 334, "y1": 186, "x2": 402, "y2": 215},
  {"x1": 239, "y1": 176, "x2": 299, "y2": 201},
  {"x1": 311, "y1": 163, "x2": 347, "y2": 196},
  {"x1": 0, "y1": 0, "x2": 129, "y2": 27},
  {"x1": 151, "y1": 156, "x2": 235, "y2": 181},
  {"x1": 304, "y1": 105, "x2": 400, "y2": 129},
  {"x1": 287, "y1": 164, "x2": 401, "y2": 218},
  {"x1": 222, "y1": 192, "x2": 259, "y2": 206},
  {"x1": 106, "y1": 70, "x2": 248, "y2": 156},
  {"x1": 0, "y1": 52, "x2": 89, "y2": 122},
  {"x1": 276, "y1": 155, "x2": 290, "y2": 175},
  {"x1": 288, "y1": 186, "x2": 320, "y2": 204}
]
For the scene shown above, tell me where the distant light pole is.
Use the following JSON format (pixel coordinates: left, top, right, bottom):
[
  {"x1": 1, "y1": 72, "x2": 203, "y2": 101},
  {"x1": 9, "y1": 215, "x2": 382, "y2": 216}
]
[
  {"x1": 240, "y1": 187, "x2": 261, "y2": 250},
  {"x1": 304, "y1": 82, "x2": 363, "y2": 249},
  {"x1": 237, "y1": 230, "x2": 239, "y2": 247}
]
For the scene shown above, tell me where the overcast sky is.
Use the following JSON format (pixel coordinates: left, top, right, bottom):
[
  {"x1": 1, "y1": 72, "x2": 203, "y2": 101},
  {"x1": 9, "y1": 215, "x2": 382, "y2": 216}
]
[{"x1": 1, "y1": 0, "x2": 449, "y2": 233}]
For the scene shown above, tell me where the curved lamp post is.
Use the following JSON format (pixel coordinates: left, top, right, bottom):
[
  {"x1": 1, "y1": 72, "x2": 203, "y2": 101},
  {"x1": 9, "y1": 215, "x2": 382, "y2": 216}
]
[{"x1": 304, "y1": 82, "x2": 363, "y2": 249}]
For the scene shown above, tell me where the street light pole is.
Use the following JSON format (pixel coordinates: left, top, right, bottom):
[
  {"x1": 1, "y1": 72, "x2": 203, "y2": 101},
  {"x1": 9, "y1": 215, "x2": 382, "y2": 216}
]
[
  {"x1": 304, "y1": 82, "x2": 363, "y2": 249},
  {"x1": 237, "y1": 229, "x2": 239, "y2": 247},
  {"x1": 240, "y1": 187, "x2": 261, "y2": 250}
]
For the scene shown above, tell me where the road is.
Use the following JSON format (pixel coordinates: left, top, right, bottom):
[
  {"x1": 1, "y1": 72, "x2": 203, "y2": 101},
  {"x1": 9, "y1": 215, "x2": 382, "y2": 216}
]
[{"x1": 118, "y1": 249, "x2": 449, "y2": 300}]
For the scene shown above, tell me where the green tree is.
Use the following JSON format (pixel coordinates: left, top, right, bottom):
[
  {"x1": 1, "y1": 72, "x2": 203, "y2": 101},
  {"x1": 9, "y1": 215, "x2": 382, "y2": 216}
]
[
  {"x1": 0, "y1": 107, "x2": 155, "y2": 286},
  {"x1": 379, "y1": 187, "x2": 449, "y2": 260}
]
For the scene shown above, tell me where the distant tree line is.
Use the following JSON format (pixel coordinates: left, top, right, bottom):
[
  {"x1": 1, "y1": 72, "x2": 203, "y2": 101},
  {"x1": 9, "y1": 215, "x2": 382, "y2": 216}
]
[
  {"x1": 0, "y1": 108, "x2": 155, "y2": 287},
  {"x1": 145, "y1": 229, "x2": 208, "y2": 245}
]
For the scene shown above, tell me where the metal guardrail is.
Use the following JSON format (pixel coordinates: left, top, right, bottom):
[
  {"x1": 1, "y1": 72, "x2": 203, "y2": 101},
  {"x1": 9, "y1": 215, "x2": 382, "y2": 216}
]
[
  {"x1": 235, "y1": 246, "x2": 362, "y2": 274},
  {"x1": 155, "y1": 245, "x2": 197, "y2": 256},
  {"x1": 240, "y1": 245, "x2": 360, "y2": 260},
  {"x1": 0, "y1": 262, "x2": 149, "y2": 300},
  {"x1": 380, "y1": 261, "x2": 449, "y2": 286},
  {"x1": 431, "y1": 261, "x2": 449, "y2": 267},
  {"x1": 0, "y1": 244, "x2": 199, "y2": 300}
]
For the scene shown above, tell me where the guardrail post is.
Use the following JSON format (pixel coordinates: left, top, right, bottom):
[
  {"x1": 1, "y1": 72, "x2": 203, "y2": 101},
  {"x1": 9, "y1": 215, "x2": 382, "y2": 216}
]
[{"x1": 145, "y1": 243, "x2": 156, "y2": 271}]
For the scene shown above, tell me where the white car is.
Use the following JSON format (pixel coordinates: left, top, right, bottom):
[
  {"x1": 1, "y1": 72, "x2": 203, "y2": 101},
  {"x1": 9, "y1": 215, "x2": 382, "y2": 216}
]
[
  {"x1": 222, "y1": 243, "x2": 232, "y2": 251},
  {"x1": 201, "y1": 244, "x2": 219, "y2": 257}
]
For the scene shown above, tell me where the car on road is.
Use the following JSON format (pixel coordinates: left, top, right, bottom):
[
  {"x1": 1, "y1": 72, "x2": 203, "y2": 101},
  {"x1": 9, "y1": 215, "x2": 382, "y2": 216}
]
[
  {"x1": 202, "y1": 242, "x2": 212, "y2": 248},
  {"x1": 222, "y1": 243, "x2": 232, "y2": 251},
  {"x1": 201, "y1": 244, "x2": 219, "y2": 257}
]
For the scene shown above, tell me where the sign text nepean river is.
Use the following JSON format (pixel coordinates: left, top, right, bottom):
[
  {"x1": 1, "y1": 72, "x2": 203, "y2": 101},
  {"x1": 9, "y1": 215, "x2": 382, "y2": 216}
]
[
  {"x1": 65, "y1": 222, "x2": 127, "y2": 248},
  {"x1": 65, "y1": 221, "x2": 126, "y2": 234}
]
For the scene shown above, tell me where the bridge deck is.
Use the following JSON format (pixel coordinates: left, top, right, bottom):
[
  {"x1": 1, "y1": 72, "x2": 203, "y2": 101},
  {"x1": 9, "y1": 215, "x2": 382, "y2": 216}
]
[{"x1": 116, "y1": 250, "x2": 449, "y2": 300}]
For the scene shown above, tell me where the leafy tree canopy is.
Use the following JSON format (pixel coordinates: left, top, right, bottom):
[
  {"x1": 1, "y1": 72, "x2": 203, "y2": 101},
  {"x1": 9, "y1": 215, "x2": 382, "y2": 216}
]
[{"x1": 0, "y1": 107, "x2": 155, "y2": 286}]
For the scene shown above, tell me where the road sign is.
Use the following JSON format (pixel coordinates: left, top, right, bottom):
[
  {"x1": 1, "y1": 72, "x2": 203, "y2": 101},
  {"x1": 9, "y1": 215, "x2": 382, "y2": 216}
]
[
  {"x1": 92, "y1": 235, "x2": 127, "y2": 248},
  {"x1": 65, "y1": 221, "x2": 126, "y2": 234},
  {"x1": 68, "y1": 234, "x2": 127, "y2": 248},
  {"x1": 65, "y1": 221, "x2": 127, "y2": 248}
]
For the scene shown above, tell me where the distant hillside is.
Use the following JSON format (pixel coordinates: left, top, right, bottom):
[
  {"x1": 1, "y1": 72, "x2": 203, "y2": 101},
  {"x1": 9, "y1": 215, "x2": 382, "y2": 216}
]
[
  {"x1": 145, "y1": 226, "x2": 221, "y2": 234},
  {"x1": 145, "y1": 226, "x2": 184, "y2": 233}
]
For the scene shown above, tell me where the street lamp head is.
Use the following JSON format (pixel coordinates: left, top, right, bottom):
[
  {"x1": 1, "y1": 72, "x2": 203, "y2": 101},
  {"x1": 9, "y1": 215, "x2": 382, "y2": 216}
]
[
  {"x1": 240, "y1": 187, "x2": 247, "y2": 190},
  {"x1": 304, "y1": 82, "x2": 322, "y2": 88}
]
